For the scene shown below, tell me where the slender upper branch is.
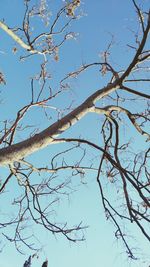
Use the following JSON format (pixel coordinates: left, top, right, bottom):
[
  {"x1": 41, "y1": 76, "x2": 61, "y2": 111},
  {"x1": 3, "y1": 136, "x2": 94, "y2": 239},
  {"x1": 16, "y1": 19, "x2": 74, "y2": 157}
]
[{"x1": 120, "y1": 11, "x2": 150, "y2": 81}]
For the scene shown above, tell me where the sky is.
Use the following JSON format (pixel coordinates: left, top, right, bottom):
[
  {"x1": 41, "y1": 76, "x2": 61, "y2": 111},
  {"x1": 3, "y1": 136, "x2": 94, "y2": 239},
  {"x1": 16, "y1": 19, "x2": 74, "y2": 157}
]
[{"x1": 0, "y1": 1, "x2": 150, "y2": 267}]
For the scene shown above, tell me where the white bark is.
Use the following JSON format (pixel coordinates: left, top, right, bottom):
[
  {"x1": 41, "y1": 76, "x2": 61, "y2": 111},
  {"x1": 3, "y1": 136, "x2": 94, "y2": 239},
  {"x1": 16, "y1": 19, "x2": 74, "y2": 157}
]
[
  {"x1": 0, "y1": 21, "x2": 32, "y2": 51},
  {"x1": 0, "y1": 21, "x2": 43, "y2": 55},
  {"x1": 0, "y1": 81, "x2": 119, "y2": 166}
]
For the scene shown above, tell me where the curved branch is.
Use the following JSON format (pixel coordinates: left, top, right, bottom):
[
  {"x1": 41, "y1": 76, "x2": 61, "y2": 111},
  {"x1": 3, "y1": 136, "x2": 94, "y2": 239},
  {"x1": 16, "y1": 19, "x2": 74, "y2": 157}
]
[{"x1": 93, "y1": 105, "x2": 150, "y2": 141}]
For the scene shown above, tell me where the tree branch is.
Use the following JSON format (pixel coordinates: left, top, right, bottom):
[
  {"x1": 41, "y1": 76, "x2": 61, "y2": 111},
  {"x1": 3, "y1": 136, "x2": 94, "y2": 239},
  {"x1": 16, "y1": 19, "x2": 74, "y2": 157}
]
[{"x1": 0, "y1": 82, "x2": 120, "y2": 166}]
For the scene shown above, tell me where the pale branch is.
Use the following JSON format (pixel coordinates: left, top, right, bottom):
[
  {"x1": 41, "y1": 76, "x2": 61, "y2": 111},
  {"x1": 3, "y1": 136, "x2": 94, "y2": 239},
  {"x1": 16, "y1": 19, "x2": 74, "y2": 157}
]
[
  {"x1": 92, "y1": 105, "x2": 150, "y2": 141},
  {"x1": 0, "y1": 21, "x2": 50, "y2": 56},
  {"x1": 0, "y1": 21, "x2": 34, "y2": 52},
  {"x1": 0, "y1": 78, "x2": 149, "y2": 165},
  {"x1": 0, "y1": 81, "x2": 120, "y2": 166},
  {"x1": 9, "y1": 165, "x2": 25, "y2": 186}
]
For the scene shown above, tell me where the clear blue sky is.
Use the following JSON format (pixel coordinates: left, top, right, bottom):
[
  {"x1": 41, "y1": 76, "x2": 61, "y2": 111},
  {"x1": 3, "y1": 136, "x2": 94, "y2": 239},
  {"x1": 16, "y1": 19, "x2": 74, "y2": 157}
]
[{"x1": 0, "y1": 1, "x2": 149, "y2": 267}]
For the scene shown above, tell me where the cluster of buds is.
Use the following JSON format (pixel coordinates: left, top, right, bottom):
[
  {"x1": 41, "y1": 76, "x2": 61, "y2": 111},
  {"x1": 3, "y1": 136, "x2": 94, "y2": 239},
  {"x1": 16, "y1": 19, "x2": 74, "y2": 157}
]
[{"x1": 66, "y1": 0, "x2": 80, "y2": 17}]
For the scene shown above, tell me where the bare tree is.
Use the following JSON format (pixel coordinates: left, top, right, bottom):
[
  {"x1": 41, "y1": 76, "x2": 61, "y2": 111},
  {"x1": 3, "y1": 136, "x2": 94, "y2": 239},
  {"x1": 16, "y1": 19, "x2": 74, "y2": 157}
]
[{"x1": 0, "y1": 0, "x2": 149, "y2": 262}]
